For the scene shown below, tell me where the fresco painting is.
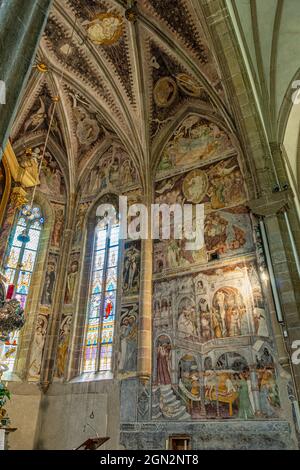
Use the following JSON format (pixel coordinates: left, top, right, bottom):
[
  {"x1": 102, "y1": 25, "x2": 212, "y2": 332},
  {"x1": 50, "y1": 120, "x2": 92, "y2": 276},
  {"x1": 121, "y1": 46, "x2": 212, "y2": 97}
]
[{"x1": 157, "y1": 116, "x2": 234, "y2": 175}]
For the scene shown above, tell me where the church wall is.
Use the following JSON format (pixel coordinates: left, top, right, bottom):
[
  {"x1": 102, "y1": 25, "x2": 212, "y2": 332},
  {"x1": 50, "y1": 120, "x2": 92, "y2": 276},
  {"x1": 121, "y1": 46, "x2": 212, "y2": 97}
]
[
  {"x1": 1, "y1": 119, "x2": 298, "y2": 449},
  {"x1": 34, "y1": 381, "x2": 120, "y2": 450},
  {"x1": 119, "y1": 115, "x2": 298, "y2": 449},
  {"x1": 28, "y1": 144, "x2": 142, "y2": 449},
  {"x1": 5, "y1": 383, "x2": 42, "y2": 450}
]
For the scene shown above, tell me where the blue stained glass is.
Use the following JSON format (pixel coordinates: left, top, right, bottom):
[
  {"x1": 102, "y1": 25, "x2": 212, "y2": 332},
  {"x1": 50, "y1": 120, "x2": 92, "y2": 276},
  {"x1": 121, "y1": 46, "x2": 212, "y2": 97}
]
[
  {"x1": 91, "y1": 270, "x2": 103, "y2": 294},
  {"x1": 16, "y1": 271, "x2": 31, "y2": 295},
  {"x1": 101, "y1": 325, "x2": 114, "y2": 344},
  {"x1": 4, "y1": 268, "x2": 15, "y2": 285},
  {"x1": 12, "y1": 225, "x2": 26, "y2": 247},
  {"x1": 106, "y1": 267, "x2": 117, "y2": 291}
]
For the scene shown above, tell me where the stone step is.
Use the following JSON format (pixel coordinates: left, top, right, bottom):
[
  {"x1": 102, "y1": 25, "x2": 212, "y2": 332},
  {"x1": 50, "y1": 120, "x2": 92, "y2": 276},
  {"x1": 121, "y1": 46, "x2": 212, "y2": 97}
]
[
  {"x1": 160, "y1": 384, "x2": 173, "y2": 392},
  {"x1": 160, "y1": 389, "x2": 175, "y2": 400}
]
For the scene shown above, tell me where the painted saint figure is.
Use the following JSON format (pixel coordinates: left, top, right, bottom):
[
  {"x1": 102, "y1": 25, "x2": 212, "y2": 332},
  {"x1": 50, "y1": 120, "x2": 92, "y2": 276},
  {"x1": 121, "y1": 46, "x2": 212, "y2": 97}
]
[
  {"x1": 157, "y1": 338, "x2": 172, "y2": 385},
  {"x1": 41, "y1": 261, "x2": 56, "y2": 305},
  {"x1": 65, "y1": 260, "x2": 79, "y2": 304}
]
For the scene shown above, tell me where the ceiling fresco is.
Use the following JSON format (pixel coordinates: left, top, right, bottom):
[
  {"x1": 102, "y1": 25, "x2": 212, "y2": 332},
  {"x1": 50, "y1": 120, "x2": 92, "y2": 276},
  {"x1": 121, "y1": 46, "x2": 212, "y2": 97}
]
[{"x1": 10, "y1": 0, "x2": 233, "y2": 195}]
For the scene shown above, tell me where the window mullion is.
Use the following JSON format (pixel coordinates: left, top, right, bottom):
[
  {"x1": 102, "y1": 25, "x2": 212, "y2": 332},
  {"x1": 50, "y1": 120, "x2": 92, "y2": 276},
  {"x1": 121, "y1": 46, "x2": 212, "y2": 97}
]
[
  {"x1": 96, "y1": 224, "x2": 111, "y2": 372},
  {"x1": 14, "y1": 221, "x2": 31, "y2": 293}
]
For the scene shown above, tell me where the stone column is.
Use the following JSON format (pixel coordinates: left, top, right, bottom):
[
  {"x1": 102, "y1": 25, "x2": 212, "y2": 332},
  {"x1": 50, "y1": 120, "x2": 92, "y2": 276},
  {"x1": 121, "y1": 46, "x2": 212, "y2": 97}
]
[
  {"x1": 138, "y1": 186, "x2": 153, "y2": 383},
  {"x1": 39, "y1": 227, "x2": 74, "y2": 389},
  {"x1": 138, "y1": 235, "x2": 153, "y2": 382},
  {"x1": 0, "y1": 0, "x2": 53, "y2": 159},
  {"x1": 249, "y1": 193, "x2": 300, "y2": 394}
]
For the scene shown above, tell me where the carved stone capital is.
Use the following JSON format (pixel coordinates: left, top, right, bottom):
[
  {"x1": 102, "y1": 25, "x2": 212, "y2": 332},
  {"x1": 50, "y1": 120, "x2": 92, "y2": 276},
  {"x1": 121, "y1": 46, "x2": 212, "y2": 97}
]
[{"x1": 248, "y1": 189, "x2": 294, "y2": 217}]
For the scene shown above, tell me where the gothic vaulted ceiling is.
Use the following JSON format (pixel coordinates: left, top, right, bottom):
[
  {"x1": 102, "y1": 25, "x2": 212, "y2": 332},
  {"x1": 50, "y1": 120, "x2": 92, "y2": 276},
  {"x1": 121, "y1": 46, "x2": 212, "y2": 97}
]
[{"x1": 10, "y1": 0, "x2": 238, "y2": 196}]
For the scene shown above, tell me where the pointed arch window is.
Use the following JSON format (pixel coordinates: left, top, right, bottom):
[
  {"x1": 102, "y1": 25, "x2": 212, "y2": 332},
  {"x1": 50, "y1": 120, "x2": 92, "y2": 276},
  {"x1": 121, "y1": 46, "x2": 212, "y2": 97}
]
[
  {"x1": 3, "y1": 206, "x2": 43, "y2": 372},
  {"x1": 82, "y1": 214, "x2": 120, "y2": 373}
]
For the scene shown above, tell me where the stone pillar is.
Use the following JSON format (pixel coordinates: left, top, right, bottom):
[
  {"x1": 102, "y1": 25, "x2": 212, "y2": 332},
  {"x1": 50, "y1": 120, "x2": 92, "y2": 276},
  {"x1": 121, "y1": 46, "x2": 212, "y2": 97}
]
[
  {"x1": 39, "y1": 227, "x2": 74, "y2": 389},
  {"x1": 249, "y1": 193, "x2": 300, "y2": 395},
  {"x1": 0, "y1": 0, "x2": 53, "y2": 158},
  {"x1": 138, "y1": 235, "x2": 153, "y2": 382}
]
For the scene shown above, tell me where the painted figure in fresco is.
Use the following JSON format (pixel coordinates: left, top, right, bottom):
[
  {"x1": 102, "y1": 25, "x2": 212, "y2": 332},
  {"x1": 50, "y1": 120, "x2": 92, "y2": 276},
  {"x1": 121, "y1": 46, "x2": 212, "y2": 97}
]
[
  {"x1": 41, "y1": 261, "x2": 56, "y2": 305},
  {"x1": 204, "y1": 213, "x2": 228, "y2": 254},
  {"x1": 56, "y1": 315, "x2": 72, "y2": 378},
  {"x1": 52, "y1": 208, "x2": 64, "y2": 248},
  {"x1": 73, "y1": 203, "x2": 88, "y2": 245},
  {"x1": 39, "y1": 154, "x2": 64, "y2": 196},
  {"x1": 64, "y1": 260, "x2": 79, "y2": 304},
  {"x1": 178, "y1": 356, "x2": 202, "y2": 417},
  {"x1": 212, "y1": 288, "x2": 247, "y2": 338},
  {"x1": 28, "y1": 315, "x2": 48, "y2": 379},
  {"x1": 156, "y1": 337, "x2": 172, "y2": 385},
  {"x1": 159, "y1": 117, "x2": 233, "y2": 171},
  {"x1": 215, "y1": 290, "x2": 226, "y2": 335},
  {"x1": 178, "y1": 306, "x2": 197, "y2": 337},
  {"x1": 167, "y1": 239, "x2": 180, "y2": 268},
  {"x1": 207, "y1": 159, "x2": 244, "y2": 209},
  {"x1": 256, "y1": 349, "x2": 280, "y2": 417},
  {"x1": 123, "y1": 247, "x2": 139, "y2": 294},
  {"x1": 236, "y1": 370, "x2": 254, "y2": 419},
  {"x1": 199, "y1": 299, "x2": 212, "y2": 342},
  {"x1": 253, "y1": 307, "x2": 269, "y2": 337},
  {"x1": 119, "y1": 310, "x2": 138, "y2": 372}
]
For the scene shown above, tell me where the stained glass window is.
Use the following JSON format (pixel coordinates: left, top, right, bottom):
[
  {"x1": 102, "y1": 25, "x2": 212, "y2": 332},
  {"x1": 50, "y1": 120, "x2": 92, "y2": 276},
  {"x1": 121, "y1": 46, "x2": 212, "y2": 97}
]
[
  {"x1": 83, "y1": 216, "x2": 120, "y2": 373},
  {"x1": 2, "y1": 207, "x2": 43, "y2": 373}
]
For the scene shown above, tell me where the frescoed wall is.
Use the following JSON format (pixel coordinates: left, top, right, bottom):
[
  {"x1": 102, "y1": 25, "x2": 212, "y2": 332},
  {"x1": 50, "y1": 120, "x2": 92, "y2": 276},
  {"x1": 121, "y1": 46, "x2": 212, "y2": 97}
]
[{"x1": 150, "y1": 115, "x2": 282, "y2": 424}]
